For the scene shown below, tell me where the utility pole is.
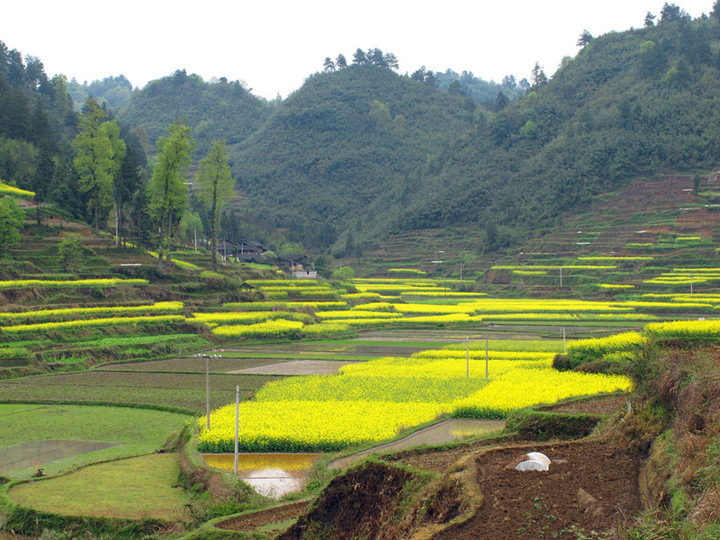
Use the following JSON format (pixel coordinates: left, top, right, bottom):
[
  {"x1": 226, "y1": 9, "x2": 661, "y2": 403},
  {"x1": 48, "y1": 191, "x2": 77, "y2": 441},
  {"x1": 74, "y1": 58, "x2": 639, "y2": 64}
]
[
  {"x1": 466, "y1": 337, "x2": 469, "y2": 378},
  {"x1": 234, "y1": 385, "x2": 240, "y2": 474},
  {"x1": 206, "y1": 355, "x2": 210, "y2": 430}
]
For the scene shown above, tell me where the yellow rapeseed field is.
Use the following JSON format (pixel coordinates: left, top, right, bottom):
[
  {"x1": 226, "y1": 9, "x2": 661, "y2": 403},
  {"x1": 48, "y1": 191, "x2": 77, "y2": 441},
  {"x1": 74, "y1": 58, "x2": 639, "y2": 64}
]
[{"x1": 199, "y1": 340, "x2": 632, "y2": 452}]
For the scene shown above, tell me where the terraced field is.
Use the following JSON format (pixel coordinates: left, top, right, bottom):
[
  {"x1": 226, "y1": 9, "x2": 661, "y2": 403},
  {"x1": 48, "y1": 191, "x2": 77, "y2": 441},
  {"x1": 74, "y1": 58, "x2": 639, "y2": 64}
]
[{"x1": 5, "y1": 174, "x2": 720, "y2": 538}]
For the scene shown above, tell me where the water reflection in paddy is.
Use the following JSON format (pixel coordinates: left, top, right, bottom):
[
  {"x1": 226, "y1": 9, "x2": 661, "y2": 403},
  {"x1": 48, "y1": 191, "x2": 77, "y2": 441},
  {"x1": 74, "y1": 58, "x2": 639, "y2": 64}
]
[
  {"x1": 202, "y1": 419, "x2": 503, "y2": 497},
  {"x1": 0, "y1": 440, "x2": 118, "y2": 476},
  {"x1": 201, "y1": 453, "x2": 322, "y2": 499}
]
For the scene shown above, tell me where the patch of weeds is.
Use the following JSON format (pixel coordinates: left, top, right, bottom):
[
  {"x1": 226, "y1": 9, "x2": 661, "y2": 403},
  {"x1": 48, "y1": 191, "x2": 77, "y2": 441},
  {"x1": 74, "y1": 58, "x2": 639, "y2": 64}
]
[
  {"x1": 696, "y1": 436, "x2": 720, "y2": 492},
  {"x1": 38, "y1": 531, "x2": 71, "y2": 540},
  {"x1": 619, "y1": 510, "x2": 678, "y2": 539},
  {"x1": 506, "y1": 410, "x2": 602, "y2": 441},
  {"x1": 559, "y1": 524, "x2": 611, "y2": 538},
  {"x1": 254, "y1": 517, "x2": 298, "y2": 534}
]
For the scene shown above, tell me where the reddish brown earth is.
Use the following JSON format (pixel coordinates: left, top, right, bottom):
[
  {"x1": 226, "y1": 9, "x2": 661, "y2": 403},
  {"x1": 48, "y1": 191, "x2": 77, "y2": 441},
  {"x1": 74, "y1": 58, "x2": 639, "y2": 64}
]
[
  {"x1": 216, "y1": 398, "x2": 642, "y2": 539},
  {"x1": 434, "y1": 442, "x2": 641, "y2": 539},
  {"x1": 389, "y1": 438, "x2": 517, "y2": 474},
  {"x1": 278, "y1": 462, "x2": 421, "y2": 540},
  {"x1": 216, "y1": 500, "x2": 311, "y2": 532}
]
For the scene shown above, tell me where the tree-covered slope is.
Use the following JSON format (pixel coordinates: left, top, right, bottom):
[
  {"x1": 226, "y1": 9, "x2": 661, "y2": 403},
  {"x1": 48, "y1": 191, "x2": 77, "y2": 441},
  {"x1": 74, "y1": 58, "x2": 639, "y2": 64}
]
[
  {"x1": 236, "y1": 65, "x2": 477, "y2": 251},
  {"x1": 68, "y1": 75, "x2": 134, "y2": 111},
  {"x1": 399, "y1": 17, "x2": 720, "y2": 240},
  {"x1": 118, "y1": 70, "x2": 273, "y2": 159},
  {"x1": 235, "y1": 15, "x2": 720, "y2": 253}
]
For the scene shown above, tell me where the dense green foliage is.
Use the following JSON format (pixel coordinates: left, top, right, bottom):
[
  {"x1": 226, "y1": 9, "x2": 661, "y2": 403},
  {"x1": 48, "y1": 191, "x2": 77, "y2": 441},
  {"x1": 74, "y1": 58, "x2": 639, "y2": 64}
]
[
  {"x1": 73, "y1": 99, "x2": 125, "y2": 232},
  {"x1": 0, "y1": 41, "x2": 153, "y2": 243},
  {"x1": 5, "y1": 14, "x2": 720, "y2": 256},
  {"x1": 409, "y1": 16, "x2": 720, "y2": 241},
  {"x1": 0, "y1": 42, "x2": 83, "y2": 218},
  {"x1": 68, "y1": 75, "x2": 134, "y2": 111},
  {"x1": 147, "y1": 121, "x2": 194, "y2": 265},
  {"x1": 238, "y1": 64, "x2": 477, "y2": 251},
  {"x1": 0, "y1": 197, "x2": 23, "y2": 256},
  {"x1": 434, "y1": 68, "x2": 527, "y2": 106},
  {"x1": 195, "y1": 140, "x2": 234, "y2": 270},
  {"x1": 118, "y1": 69, "x2": 273, "y2": 159},
  {"x1": 232, "y1": 15, "x2": 720, "y2": 253},
  {"x1": 57, "y1": 232, "x2": 84, "y2": 271}
]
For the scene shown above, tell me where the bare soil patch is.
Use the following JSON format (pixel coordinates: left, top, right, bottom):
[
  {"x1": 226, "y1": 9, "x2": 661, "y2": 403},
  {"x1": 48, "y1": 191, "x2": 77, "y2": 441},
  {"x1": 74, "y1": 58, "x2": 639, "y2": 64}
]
[
  {"x1": 390, "y1": 438, "x2": 518, "y2": 474},
  {"x1": 216, "y1": 500, "x2": 311, "y2": 532},
  {"x1": 228, "y1": 359, "x2": 357, "y2": 375},
  {"x1": 97, "y1": 355, "x2": 285, "y2": 373},
  {"x1": 218, "y1": 438, "x2": 641, "y2": 538},
  {"x1": 434, "y1": 441, "x2": 641, "y2": 539},
  {"x1": 278, "y1": 461, "x2": 422, "y2": 540}
]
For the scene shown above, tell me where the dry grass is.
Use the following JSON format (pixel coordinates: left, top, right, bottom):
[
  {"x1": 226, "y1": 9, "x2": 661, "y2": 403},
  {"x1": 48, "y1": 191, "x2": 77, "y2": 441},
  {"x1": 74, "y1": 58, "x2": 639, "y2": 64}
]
[{"x1": 623, "y1": 345, "x2": 720, "y2": 535}]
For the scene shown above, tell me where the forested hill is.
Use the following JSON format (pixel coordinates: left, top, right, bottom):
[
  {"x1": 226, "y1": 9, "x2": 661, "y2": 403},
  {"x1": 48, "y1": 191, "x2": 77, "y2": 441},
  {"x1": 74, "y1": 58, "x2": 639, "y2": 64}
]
[
  {"x1": 4, "y1": 9, "x2": 720, "y2": 258},
  {"x1": 399, "y1": 14, "x2": 720, "y2": 245},
  {"x1": 234, "y1": 13, "x2": 720, "y2": 253},
  {"x1": 118, "y1": 70, "x2": 274, "y2": 159},
  {"x1": 236, "y1": 65, "x2": 477, "y2": 251}
]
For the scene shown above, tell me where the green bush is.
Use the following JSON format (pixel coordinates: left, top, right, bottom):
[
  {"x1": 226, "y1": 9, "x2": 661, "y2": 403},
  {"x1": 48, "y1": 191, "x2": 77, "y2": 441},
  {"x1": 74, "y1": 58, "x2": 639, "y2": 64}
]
[
  {"x1": 505, "y1": 410, "x2": 602, "y2": 441},
  {"x1": 332, "y1": 266, "x2": 355, "y2": 281},
  {"x1": 57, "y1": 234, "x2": 84, "y2": 272}
]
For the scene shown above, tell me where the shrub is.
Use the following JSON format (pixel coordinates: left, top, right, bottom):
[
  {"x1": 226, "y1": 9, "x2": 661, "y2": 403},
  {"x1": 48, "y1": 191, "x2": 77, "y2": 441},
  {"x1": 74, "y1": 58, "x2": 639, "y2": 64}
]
[
  {"x1": 0, "y1": 197, "x2": 24, "y2": 256},
  {"x1": 332, "y1": 266, "x2": 355, "y2": 281},
  {"x1": 505, "y1": 410, "x2": 602, "y2": 440},
  {"x1": 566, "y1": 332, "x2": 647, "y2": 367},
  {"x1": 58, "y1": 233, "x2": 83, "y2": 272}
]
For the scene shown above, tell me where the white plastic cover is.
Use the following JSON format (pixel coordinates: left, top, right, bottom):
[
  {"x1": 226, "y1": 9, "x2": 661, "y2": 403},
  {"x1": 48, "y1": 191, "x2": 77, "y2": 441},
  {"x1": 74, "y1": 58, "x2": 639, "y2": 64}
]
[
  {"x1": 514, "y1": 459, "x2": 549, "y2": 472},
  {"x1": 524, "y1": 452, "x2": 551, "y2": 466}
]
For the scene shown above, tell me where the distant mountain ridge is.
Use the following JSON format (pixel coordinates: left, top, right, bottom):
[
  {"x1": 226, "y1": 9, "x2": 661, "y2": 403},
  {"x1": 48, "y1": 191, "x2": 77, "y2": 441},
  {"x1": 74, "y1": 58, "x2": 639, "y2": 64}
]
[
  {"x1": 231, "y1": 16, "x2": 720, "y2": 253},
  {"x1": 118, "y1": 69, "x2": 274, "y2": 161},
  {"x1": 235, "y1": 64, "x2": 477, "y2": 251},
  {"x1": 5, "y1": 14, "x2": 720, "y2": 258}
]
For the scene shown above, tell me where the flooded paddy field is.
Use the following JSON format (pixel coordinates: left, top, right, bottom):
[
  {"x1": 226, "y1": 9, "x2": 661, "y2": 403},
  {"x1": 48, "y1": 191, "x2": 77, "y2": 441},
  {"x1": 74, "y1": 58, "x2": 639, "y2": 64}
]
[
  {"x1": 0, "y1": 439, "x2": 118, "y2": 476},
  {"x1": 202, "y1": 453, "x2": 323, "y2": 499},
  {"x1": 200, "y1": 419, "x2": 505, "y2": 498},
  {"x1": 0, "y1": 404, "x2": 189, "y2": 479}
]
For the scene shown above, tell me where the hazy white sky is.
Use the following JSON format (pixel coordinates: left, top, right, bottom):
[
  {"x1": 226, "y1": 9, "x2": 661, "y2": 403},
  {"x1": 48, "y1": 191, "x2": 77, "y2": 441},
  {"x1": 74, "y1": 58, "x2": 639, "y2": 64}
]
[{"x1": 1, "y1": 0, "x2": 715, "y2": 100}]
